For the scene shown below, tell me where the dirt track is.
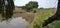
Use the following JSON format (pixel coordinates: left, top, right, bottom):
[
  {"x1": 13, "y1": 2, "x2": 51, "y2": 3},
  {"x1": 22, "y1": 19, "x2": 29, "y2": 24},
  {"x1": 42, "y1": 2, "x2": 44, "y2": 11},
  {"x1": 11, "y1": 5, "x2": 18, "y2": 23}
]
[{"x1": 12, "y1": 12, "x2": 35, "y2": 23}]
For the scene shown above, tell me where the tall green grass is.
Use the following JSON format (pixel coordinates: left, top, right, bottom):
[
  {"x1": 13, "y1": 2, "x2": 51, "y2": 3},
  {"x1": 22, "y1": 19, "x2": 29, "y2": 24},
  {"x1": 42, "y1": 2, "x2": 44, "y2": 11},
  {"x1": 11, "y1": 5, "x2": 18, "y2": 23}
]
[{"x1": 34, "y1": 9, "x2": 60, "y2": 28}]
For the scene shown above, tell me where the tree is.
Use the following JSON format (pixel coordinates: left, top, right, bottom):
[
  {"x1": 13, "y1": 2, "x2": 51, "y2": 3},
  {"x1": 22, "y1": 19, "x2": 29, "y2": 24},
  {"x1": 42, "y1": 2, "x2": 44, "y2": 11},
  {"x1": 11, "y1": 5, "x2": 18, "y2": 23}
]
[
  {"x1": 0, "y1": 0, "x2": 7, "y2": 21},
  {"x1": 22, "y1": 1, "x2": 38, "y2": 12},
  {"x1": 0, "y1": 0, "x2": 4, "y2": 13},
  {"x1": 5, "y1": 0, "x2": 15, "y2": 20},
  {"x1": 0, "y1": 0, "x2": 5, "y2": 19},
  {"x1": 43, "y1": 0, "x2": 60, "y2": 27},
  {"x1": 0, "y1": 0, "x2": 15, "y2": 21}
]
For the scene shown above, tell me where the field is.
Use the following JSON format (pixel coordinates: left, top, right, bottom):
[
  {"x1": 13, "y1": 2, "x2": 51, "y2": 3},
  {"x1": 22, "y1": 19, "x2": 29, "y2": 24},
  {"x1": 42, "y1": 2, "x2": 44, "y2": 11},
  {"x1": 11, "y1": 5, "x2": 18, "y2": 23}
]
[
  {"x1": 0, "y1": 8, "x2": 60, "y2": 28},
  {"x1": 33, "y1": 9, "x2": 60, "y2": 28}
]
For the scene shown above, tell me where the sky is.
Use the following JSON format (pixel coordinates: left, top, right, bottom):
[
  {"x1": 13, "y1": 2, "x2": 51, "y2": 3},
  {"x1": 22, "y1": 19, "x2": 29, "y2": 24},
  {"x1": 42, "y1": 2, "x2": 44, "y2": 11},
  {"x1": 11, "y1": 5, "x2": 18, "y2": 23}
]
[{"x1": 14, "y1": 0, "x2": 58, "y2": 8}]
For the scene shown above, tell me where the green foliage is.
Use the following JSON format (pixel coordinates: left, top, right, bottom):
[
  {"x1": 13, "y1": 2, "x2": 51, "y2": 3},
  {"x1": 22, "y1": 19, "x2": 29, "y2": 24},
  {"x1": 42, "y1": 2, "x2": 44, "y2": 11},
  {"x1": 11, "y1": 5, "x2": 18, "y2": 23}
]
[
  {"x1": 33, "y1": 10, "x2": 36, "y2": 13},
  {"x1": 34, "y1": 9, "x2": 56, "y2": 28},
  {"x1": 26, "y1": 1, "x2": 38, "y2": 8},
  {"x1": 34, "y1": 24, "x2": 40, "y2": 28},
  {"x1": 0, "y1": 0, "x2": 5, "y2": 18},
  {"x1": 0, "y1": 0, "x2": 15, "y2": 20},
  {"x1": 5, "y1": 0, "x2": 15, "y2": 19},
  {"x1": 22, "y1": 1, "x2": 38, "y2": 12},
  {"x1": 0, "y1": 0, "x2": 4, "y2": 13}
]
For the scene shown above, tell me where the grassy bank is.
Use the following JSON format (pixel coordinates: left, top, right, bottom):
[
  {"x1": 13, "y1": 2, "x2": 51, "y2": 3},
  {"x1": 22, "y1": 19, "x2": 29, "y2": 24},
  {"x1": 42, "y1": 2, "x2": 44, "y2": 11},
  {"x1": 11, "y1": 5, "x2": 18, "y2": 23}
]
[{"x1": 33, "y1": 9, "x2": 60, "y2": 28}]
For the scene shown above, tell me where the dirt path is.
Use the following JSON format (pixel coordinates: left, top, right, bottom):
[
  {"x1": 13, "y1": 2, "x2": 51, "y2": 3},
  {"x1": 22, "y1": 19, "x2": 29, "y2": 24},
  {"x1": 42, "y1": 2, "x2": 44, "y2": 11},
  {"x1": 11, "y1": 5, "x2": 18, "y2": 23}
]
[
  {"x1": 28, "y1": 13, "x2": 38, "y2": 28},
  {"x1": 12, "y1": 12, "x2": 35, "y2": 23}
]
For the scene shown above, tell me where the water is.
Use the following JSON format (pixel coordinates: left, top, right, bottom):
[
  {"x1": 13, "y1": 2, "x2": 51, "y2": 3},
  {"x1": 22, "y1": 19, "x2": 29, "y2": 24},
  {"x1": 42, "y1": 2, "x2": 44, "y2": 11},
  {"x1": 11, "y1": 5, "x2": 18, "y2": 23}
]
[{"x1": 0, "y1": 17, "x2": 29, "y2": 28}]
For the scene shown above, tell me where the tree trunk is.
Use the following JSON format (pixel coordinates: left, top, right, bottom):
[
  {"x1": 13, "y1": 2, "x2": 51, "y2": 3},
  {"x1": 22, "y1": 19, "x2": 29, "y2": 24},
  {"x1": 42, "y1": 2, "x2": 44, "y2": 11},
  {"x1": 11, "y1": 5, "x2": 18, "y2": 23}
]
[{"x1": 43, "y1": 0, "x2": 60, "y2": 27}]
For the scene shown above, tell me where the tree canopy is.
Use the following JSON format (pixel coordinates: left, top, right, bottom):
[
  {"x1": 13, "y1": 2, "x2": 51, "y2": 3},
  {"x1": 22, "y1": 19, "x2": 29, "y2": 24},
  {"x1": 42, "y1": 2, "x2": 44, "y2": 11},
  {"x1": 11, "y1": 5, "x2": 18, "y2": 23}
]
[{"x1": 22, "y1": 1, "x2": 38, "y2": 12}]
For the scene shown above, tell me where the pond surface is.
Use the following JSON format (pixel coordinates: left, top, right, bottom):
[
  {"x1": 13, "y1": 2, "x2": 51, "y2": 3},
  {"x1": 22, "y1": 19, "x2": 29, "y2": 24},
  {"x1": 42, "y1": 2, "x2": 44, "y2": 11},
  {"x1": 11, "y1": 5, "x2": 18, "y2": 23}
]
[{"x1": 0, "y1": 17, "x2": 29, "y2": 28}]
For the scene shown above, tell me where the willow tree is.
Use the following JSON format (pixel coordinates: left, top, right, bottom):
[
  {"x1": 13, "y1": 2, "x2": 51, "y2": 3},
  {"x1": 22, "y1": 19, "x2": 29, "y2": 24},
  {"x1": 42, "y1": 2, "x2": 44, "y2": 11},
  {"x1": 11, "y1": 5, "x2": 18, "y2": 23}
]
[{"x1": 43, "y1": 0, "x2": 60, "y2": 27}]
